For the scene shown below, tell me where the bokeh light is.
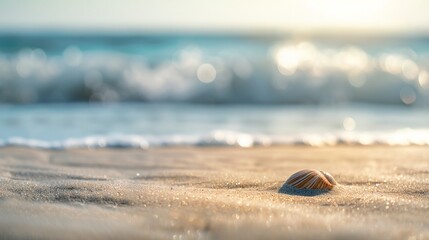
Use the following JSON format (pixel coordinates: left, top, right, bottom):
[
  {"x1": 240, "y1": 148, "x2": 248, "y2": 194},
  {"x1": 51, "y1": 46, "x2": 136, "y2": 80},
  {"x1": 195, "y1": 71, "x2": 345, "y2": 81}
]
[{"x1": 197, "y1": 63, "x2": 217, "y2": 83}]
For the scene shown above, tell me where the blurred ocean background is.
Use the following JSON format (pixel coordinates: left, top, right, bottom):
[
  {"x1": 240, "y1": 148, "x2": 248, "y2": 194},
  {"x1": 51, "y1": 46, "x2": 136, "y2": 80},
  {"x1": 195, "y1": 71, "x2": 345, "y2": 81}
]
[{"x1": 1, "y1": 33, "x2": 429, "y2": 148}]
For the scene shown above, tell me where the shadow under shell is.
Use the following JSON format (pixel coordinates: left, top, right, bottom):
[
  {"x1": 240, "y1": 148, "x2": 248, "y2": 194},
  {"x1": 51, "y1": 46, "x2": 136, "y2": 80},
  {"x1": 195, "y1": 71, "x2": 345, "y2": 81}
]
[{"x1": 278, "y1": 183, "x2": 330, "y2": 196}]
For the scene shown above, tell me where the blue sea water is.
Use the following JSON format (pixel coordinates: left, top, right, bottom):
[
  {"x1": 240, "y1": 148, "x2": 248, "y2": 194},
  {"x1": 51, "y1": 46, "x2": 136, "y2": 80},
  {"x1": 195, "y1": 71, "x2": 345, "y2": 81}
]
[
  {"x1": 0, "y1": 34, "x2": 429, "y2": 148},
  {"x1": 1, "y1": 103, "x2": 429, "y2": 148}
]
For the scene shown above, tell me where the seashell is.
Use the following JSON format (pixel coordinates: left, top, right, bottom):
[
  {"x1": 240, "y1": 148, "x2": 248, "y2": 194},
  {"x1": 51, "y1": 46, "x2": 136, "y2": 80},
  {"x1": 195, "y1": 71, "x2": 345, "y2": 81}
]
[{"x1": 285, "y1": 169, "x2": 337, "y2": 190}]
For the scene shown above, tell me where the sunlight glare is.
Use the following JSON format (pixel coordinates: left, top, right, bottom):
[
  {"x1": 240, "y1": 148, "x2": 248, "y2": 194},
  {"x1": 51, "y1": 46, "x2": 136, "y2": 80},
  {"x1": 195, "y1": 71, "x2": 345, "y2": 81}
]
[{"x1": 305, "y1": 0, "x2": 388, "y2": 29}]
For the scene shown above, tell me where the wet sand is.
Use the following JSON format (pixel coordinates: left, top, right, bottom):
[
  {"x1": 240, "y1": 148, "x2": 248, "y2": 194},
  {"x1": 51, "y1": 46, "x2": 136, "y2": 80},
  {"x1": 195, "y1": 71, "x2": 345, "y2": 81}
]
[{"x1": 0, "y1": 146, "x2": 428, "y2": 239}]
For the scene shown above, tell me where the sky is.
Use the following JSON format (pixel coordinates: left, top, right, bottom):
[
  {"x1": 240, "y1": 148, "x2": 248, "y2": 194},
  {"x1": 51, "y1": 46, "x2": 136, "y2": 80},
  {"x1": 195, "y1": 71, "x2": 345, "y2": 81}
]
[{"x1": 0, "y1": 0, "x2": 429, "y2": 35}]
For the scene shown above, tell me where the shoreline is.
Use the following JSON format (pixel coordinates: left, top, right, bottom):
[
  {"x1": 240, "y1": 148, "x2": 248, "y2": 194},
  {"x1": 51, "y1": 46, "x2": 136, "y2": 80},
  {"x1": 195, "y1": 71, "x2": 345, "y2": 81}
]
[{"x1": 0, "y1": 146, "x2": 428, "y2": 239}]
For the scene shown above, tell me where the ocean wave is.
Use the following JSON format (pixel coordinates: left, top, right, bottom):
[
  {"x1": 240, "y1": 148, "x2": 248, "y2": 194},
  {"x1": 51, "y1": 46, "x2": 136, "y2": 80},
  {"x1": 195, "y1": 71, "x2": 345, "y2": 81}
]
[
  {"x1": 2, "y1": 129, "x2": 429, "y2": 149},
  {"x1": 0, "y1": 35, "x2": 429, "y2": 105}
]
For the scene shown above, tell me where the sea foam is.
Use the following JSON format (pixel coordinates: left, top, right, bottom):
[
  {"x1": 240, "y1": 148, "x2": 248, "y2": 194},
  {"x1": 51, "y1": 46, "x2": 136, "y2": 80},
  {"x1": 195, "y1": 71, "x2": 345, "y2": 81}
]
[{"x1": 2, "y1": 129, "x2": 429, "y2": 149}]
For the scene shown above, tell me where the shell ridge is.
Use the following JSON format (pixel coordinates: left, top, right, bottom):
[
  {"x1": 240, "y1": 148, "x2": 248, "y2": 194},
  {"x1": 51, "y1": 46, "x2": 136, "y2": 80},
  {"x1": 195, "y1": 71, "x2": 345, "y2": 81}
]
[{"x1": 293, "y1": 172, "x2": 315, "y2": 188}]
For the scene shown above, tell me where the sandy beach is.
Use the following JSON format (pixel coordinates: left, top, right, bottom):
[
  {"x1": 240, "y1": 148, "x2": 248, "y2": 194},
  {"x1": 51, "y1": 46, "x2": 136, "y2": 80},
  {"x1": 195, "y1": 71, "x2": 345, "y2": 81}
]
[{"x1": 0, "y1": 146, "x2": 428, "y2": 239}]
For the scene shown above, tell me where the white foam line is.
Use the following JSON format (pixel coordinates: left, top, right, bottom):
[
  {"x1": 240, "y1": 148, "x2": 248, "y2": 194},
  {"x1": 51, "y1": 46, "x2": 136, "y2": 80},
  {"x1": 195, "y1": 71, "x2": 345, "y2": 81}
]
[{"x1": 2, "y1": 129, "x2": 429, "y2": 149}]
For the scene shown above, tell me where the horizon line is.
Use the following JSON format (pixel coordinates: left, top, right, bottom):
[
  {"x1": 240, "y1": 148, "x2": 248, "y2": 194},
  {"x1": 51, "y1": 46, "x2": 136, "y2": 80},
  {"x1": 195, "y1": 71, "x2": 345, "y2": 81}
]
[{"x1": 1, "y1": 27, "x2": 429, "y2": 39}]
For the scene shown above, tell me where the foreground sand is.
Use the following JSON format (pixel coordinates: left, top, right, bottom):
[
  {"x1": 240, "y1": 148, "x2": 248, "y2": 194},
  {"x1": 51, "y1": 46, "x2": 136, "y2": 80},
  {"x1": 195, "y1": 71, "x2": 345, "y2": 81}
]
[{"x1": 0, "y1": 146, "x2": 428, "y2": 239}]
